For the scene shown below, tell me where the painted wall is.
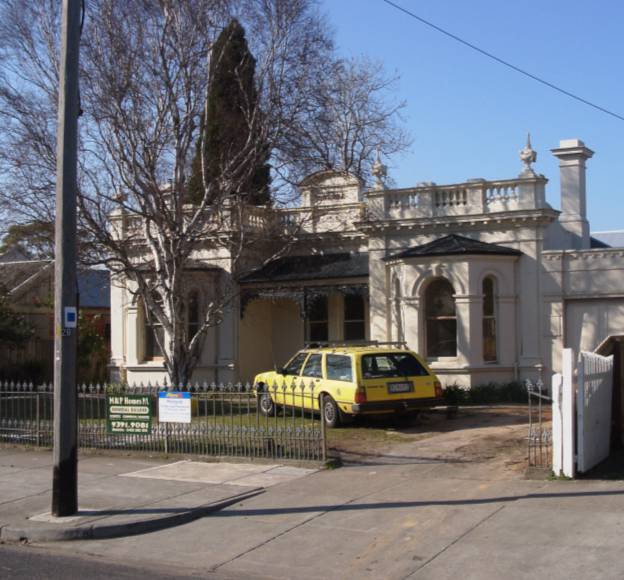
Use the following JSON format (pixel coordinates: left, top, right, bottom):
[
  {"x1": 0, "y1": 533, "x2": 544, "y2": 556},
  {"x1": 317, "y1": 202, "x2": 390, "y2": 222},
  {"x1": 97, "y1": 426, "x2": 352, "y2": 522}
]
[{"x1": 270, "y1": 299, "x2": 304, "y2": 370}]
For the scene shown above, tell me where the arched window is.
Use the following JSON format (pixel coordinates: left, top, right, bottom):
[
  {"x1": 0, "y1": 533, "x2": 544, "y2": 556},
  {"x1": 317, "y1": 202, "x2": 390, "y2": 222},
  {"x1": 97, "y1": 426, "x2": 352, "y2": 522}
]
[
  {"x1": 187, "y1": 290, "x2": 200, "y2": 340},
  {"x1": 425, "y1": 279, "x2": 457, "y2": 357},
  {"x1": 482, "y1": 277, "x2": 497, "y2": 362}
]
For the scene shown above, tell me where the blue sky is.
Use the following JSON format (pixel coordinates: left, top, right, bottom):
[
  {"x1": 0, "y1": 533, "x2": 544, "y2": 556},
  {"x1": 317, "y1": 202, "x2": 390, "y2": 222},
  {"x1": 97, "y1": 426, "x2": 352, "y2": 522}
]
[{"x1": 320, "y1": 0, "x2": 624, "y2": 232}]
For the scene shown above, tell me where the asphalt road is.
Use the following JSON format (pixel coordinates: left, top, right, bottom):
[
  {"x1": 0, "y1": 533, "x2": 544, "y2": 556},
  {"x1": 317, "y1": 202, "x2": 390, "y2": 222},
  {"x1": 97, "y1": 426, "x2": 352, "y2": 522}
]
[{"x1": 0, "y1": 544, "x2": 233, "y2": 580}]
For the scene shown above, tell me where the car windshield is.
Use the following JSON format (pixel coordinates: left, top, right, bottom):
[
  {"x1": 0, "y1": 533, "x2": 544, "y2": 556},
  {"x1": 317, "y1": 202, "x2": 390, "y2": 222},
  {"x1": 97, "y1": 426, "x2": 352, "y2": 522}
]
[
  {"x1": 361, "y1": 353, "x2": 429, "y2": 379},
  {"x1": 283, "y1": 352, "x2": 309, "y2": 376}
]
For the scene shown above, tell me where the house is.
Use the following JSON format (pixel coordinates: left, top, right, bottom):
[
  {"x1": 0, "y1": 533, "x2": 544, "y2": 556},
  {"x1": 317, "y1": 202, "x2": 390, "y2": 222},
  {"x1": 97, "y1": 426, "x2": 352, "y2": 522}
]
[
  {"x1": 109, "y1": 137, "x2": 624, "y2": 389},
  {"x1": 0, "y1": 259, "x2": 111, "y2": 381}
]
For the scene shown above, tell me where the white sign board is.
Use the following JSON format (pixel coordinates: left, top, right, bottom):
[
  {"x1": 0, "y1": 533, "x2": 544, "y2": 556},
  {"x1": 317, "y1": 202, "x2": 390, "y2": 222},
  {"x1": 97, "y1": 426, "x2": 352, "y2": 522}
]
[{"x1": 158, "y1": 391, "x2": 191, "y2": 424}]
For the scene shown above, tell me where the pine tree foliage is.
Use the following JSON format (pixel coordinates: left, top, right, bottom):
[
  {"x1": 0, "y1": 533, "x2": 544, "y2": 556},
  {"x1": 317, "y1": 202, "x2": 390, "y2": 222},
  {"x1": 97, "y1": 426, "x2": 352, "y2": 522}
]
[{"x1": 188, "y1": 19, "x2": 270, "y2": 205}]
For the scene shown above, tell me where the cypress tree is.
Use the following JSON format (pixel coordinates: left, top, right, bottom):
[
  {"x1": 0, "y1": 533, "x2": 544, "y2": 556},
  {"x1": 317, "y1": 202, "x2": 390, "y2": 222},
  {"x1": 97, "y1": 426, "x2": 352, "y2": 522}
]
[{"x1": 188, "y1": 20, "x2": 270, "y2": 205}]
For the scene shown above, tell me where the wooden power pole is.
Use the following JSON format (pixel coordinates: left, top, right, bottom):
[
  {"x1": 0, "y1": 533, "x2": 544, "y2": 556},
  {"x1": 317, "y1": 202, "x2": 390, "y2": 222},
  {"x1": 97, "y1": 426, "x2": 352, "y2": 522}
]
[{"x1": 52, "y1": 0, "x2": 82, "y2": 517}]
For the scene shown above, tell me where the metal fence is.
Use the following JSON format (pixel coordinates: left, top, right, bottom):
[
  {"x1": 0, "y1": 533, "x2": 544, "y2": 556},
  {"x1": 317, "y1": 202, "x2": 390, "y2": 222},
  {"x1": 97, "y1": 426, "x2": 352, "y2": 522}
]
[
  {"x1": 0, "y1": 381, "x2": 326, "y2": 463},
  {"x1": 526, "y1": 379, "x2": 552, "y2": 469}
]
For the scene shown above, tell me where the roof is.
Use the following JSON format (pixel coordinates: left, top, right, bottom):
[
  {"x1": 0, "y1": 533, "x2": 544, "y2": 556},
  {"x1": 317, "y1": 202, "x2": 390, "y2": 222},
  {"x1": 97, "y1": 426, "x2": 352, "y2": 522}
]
[
  {"x1": 0, "y1": 260, "x2": 53, "y2": 294},
  {"x1": 0, "y1": 260, "x2": 110, "y2": 308},
  {"x1": 590, "y1": 236, "x2": 611, "y2": 249},
  {"x1": 385, "y1": 234, "x2": 522, "y2": 261},
  {"x1": 240, "y1": 253, "x2": 369, "y2": 284},
  {"x1": 78, "y1": 269, "x2": 110, "y2": 309},
  {"x1": 591, "y1": 230, "x2": 624, "y2": 248}
]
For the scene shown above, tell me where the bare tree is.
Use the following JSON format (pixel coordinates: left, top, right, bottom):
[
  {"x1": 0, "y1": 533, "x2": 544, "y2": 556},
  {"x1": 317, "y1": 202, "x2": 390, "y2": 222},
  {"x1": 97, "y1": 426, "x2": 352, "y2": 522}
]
[
  {"x1": 274, "y1": 57, "x2": 411, "y2": 188},
  {"x1": 0, "y1": 0, "x2": 410, "y2": 384}
]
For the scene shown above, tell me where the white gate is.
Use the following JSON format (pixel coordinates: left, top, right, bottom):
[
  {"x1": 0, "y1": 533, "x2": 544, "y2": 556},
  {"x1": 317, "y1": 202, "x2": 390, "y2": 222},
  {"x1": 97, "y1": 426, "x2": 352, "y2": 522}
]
[
  {"x1": 577, "y1": 351, "x2": 614, "y2": 473},
  {"x1": 552, "y1": 348, "x2": 614, "y2": 477}
]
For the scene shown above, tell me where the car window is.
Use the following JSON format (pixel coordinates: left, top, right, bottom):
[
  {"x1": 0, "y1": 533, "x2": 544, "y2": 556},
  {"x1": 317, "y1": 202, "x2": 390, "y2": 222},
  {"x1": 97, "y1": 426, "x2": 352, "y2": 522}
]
[
  {"x1": 361, "y1": 353, "x2": 429, "y2": 379},
  {"x1": 326, "y1": 354, "x2": 353, "y2": 382},
  {"x1": 283, "y1": 352, "x2": 308, "y2": 376},
  {"x1": 302, "y1": 353, "x2": 323, "y2": 378}
]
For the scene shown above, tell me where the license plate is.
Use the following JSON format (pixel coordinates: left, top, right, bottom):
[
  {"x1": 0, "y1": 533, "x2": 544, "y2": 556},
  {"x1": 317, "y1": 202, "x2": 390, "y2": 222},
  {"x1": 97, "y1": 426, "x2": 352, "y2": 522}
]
[{"x1": 388, "y1": 382, "x2": 413, "y2": 394}]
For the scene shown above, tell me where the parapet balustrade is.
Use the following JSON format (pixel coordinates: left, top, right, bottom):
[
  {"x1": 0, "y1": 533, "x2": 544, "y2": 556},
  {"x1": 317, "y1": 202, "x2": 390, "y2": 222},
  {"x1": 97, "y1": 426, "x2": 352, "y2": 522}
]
[{"x1": 366, "y1": 176, "x2": 545, "y2": 220}]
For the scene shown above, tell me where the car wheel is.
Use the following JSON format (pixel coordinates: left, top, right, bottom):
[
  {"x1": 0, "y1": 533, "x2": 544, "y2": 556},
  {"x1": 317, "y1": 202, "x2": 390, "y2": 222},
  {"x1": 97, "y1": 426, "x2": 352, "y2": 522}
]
[
  {"x1": 322, "y1": 395, "x2": 341, "y2": 428},
  {"x1": 259, "y1": 390, "x2": 276, "y2": 417}
]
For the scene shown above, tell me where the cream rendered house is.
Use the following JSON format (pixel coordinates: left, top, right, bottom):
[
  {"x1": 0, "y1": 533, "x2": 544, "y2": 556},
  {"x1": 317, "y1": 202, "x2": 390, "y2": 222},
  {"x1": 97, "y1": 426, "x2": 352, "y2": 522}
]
[{"x1": 110, "y1": 137, "x2": 624, "y2": 388}]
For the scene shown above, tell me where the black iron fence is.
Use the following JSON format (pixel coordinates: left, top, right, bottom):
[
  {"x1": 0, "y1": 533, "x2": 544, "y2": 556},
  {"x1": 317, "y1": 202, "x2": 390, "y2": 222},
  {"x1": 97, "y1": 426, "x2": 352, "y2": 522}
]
[
  {"x1": 526, "y1": 379, "x2": 552, "y2": 469},
  {"x1": 0, "y1": 381, "x2": 326, "y2": 463}
]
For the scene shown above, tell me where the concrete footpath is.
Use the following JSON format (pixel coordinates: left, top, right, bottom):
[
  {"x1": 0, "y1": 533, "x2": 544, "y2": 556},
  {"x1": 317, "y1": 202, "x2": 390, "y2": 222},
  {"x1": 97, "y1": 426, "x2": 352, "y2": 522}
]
[
  {"x1": 0, "y1": 447, "x2": 315, "y2": 542},
  {"x1": 2, "y1": 442, "x2": 624, "y2": 579}
]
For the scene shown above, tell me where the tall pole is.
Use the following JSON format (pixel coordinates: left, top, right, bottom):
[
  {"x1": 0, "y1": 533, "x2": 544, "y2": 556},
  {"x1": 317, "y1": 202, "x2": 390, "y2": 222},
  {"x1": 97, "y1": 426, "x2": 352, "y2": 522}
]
[{"x1": 52, "y1": 0, "x2": 81, "y2": 517}]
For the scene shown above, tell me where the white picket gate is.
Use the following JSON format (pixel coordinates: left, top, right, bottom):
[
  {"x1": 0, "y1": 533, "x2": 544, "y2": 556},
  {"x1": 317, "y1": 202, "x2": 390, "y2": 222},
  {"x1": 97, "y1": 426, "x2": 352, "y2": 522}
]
[
  {"x1": 576, "y1": 351, "x2": 614, "y2": 473},
  {"x1": 551, "y1": 348, "x2": 614, "y2": 477}
]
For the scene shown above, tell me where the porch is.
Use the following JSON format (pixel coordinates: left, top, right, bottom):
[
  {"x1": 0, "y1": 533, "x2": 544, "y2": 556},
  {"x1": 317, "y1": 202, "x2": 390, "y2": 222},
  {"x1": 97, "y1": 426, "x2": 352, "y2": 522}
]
[{"x1": 238, "y1": 252, "x2": 369, "y2": 382}]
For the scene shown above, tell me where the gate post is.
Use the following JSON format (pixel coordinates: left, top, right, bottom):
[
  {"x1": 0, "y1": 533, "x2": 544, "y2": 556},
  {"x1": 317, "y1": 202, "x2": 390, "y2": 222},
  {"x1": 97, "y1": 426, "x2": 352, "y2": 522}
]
[{"x1": 561, "y1": 348, "x2": 575, "y2": 478}]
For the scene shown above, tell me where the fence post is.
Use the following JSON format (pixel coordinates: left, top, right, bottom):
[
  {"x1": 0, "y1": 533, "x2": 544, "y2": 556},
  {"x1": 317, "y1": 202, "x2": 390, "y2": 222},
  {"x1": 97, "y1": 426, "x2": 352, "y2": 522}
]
[
  {"x1": 164, "y1": 422, "x2": 169, "y2": 455},
  {"x1": 36, "y1": 390, "x2": 41, "y2": 447},
  {"x1": 551, "y1": 373, "x2": 563, "y2": 476},
  {"x1": 320, "y1": 395, "x2": 327, "y2": 463}
]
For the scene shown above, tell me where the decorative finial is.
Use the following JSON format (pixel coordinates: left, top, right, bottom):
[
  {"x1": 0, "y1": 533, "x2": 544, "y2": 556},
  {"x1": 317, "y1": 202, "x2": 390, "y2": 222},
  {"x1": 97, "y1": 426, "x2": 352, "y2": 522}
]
[
  {"x1": 519, "y1": 133, "x2": 537, "y2": 176},
  {"x1": 371, "y1": 148, "x2": 388, "y2": 189}
]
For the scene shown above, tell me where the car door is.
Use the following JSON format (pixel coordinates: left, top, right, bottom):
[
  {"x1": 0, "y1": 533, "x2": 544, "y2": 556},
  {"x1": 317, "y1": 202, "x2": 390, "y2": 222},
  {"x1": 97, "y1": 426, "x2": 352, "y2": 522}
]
[
  {"x1": 323, "y1": 353, "x2": 356, "y2": 415},
  {"x1": 274, "y1": 351, "x2": 309, "y2": 406},
  {"x1": 298, "y1": 353, "x2": 324, "y2": 410}
]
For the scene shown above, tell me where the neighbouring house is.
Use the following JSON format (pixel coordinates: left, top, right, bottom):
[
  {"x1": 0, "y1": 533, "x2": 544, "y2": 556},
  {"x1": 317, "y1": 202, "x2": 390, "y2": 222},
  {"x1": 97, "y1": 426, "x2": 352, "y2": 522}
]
[
  {"x1": 109, "y1": 137, "x2": 624, "y2": 391},
  {"x1": 0, "y1": 258, "x2": 111, "y2": 382}
]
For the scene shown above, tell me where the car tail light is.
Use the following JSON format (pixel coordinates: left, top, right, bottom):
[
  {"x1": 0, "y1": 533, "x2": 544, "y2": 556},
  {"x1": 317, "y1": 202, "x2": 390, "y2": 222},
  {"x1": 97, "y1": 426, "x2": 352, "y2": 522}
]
[
  {"x1": 434, "y1": 380, "x2": 443, "y2": 398},
  {"x1": 355, "y1": 387, "x2": 367, "y2": 404}
]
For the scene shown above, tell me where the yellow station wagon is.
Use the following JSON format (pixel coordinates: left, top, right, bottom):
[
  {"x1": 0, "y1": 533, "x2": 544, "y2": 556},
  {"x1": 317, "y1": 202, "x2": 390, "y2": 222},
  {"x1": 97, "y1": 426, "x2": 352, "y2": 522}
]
[{"x1": 253, "y1": 344, "x2": 443, "y2": 427}]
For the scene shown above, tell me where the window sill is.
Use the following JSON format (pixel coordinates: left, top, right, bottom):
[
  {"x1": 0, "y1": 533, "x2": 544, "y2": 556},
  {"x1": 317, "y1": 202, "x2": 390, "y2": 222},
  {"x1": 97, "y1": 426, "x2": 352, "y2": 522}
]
[{"x1": 427, "y1": 357, "x2": 458, "y2": 365}]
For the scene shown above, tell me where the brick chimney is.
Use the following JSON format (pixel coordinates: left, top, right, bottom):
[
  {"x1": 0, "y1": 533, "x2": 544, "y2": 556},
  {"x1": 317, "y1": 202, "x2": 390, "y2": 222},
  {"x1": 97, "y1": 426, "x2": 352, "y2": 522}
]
[{"x1": 551, "y1": 139, "x2": 593, "y2": 249}]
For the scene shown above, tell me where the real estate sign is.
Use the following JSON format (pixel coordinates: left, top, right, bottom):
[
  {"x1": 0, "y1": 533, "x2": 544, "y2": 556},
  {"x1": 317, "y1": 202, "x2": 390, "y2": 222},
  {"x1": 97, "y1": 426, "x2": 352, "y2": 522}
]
[
  {"x1": 106, "y1": 394, "x2": 152, "y2": 435},
  {"x1": 158, "y1": 391, "x2": 192, "y2": 423}
]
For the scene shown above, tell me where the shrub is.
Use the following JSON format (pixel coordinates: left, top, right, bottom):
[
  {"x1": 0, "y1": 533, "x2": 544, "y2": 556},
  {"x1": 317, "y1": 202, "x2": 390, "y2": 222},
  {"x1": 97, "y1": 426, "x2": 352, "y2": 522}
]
[{"x1": 442, "y1": 381, "x2": 527, "y2": 406}]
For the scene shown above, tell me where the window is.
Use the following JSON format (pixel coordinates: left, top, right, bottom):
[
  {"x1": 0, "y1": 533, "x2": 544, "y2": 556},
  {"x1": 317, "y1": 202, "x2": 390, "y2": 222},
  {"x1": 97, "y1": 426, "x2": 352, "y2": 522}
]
[
  {"x1": 307, "y1": 296, "x2": 328, "y2": 342},
  {"x1": 144, "y1": 303, "x2": 164, "y2": 360},
  {"x1": 483, "y1": 277, "x2": 497, "y2": 362},
  {"x1": 361, "y1": 353, "x2": 429, "y2": 379},
  {"x1": 302, "y1": 353, "x2": 323, "y2": 378},
  {"x1": 283, "y1": 352, "x2": 308, "y2": 376},
  {"x1": 344, "y1": 294, "x2": 366, "y2": 341},
  {"x1": 187, "y1": 291, "x2": 200, "y2": 339},
  {"x1": 326, "y1": 354, "x2": 353, "y2": 382},
  {"x1": 425, "y1": 279, "x2": 457, "y2": 357}
]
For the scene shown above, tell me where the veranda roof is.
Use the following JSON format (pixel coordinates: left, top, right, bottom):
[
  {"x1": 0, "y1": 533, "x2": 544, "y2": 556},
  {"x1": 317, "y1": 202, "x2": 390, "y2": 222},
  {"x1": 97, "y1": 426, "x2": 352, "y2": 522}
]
[
  {"x1": 385, "y1": 234, "x2": 522, "y2": 261},
  {"x1": 239, "y1": 252, "x2": 369, "y2": 284}
]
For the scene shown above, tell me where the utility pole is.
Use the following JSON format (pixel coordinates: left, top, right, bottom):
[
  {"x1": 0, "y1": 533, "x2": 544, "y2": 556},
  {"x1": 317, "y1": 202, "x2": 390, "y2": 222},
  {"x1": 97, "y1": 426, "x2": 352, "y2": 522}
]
[{"x1": 52, "y1": 0, "x2": 82, "y2": 517}]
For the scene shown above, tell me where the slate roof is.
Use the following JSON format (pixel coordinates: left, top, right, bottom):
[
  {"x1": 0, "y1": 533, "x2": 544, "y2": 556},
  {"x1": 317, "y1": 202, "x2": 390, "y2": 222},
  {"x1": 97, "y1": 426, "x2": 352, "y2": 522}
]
[
  {"x1": 240, "y1": 253, "x2": 369, "y2": 284},
  {"x1": 590, "y1": 236, "x2": 611, "y2": 249},
  {"x1": 385, "y1": 234, "x2": 522, "y2": 261},
  {"x1": 0, "y1": 260, "x2": 110, "y2": 308},
  {"x1": 78, "y1": 269, "x2": 110, "y2": 309},
  {"x1": 591, "y1": 231, "x2": 624, "y2": 248}
]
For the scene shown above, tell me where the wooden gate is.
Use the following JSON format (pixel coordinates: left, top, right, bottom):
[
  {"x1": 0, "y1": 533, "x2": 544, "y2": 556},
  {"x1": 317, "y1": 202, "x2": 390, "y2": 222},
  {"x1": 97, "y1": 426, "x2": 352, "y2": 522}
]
[
  {"x1": 552, "y1": 348, "x2": 614, "y2": 477},
  {"x1": 577, "y1": 351, "x2": 614, "y2": 473}
]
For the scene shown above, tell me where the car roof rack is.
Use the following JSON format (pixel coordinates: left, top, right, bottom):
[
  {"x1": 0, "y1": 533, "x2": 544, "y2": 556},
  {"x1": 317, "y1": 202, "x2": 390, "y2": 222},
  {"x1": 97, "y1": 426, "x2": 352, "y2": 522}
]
[{"x1": 304, "y1": 340, "x2": 408, "y2": 349}]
